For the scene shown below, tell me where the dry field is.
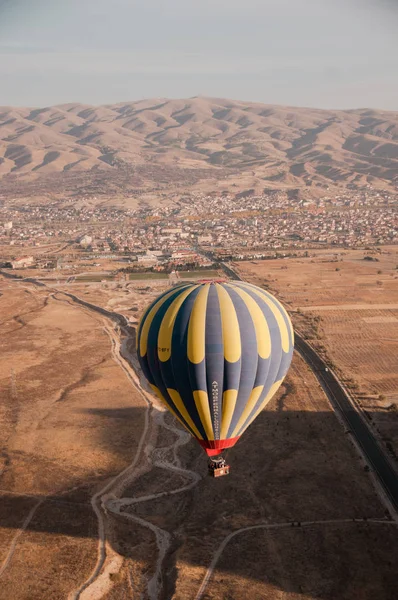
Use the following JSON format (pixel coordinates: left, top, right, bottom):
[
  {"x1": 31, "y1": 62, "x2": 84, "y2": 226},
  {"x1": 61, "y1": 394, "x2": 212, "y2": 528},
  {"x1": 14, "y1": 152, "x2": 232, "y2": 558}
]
[
  {"x1": 0, "y1": 242, "x2": 70, "y2": 260},
  {"x1": 0, "y1": 273, "x2": 397, "y2": 599},
  {"x1": 0, "y1": 276, "x2": 148, "y2": 599},
  {"x1": 237, "y1": 245, "x2": 398, "y2": 455},
  {"x1": 56, "y1": 279, "x2": 171, "y2": 326}
]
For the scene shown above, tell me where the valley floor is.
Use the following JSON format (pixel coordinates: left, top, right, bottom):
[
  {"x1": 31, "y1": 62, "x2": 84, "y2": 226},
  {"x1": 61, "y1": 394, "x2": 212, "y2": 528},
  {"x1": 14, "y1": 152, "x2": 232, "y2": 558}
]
[{"x1": 0, "y1": 274, "x2": 397, "y2": 600}]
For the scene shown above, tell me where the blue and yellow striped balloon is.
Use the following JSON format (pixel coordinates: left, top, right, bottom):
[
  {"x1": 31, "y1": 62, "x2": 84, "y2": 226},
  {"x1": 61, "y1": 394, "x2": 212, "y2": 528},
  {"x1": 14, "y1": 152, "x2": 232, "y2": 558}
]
[{"x1": 137, "y1": 281, "x2": 294, "y2": 456}]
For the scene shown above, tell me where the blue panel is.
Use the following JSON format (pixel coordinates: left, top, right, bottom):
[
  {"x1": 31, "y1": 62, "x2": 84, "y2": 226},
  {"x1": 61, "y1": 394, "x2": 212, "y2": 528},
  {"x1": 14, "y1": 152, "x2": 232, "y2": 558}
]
[
  {"x1": 137, "y1": 280, "x2": 294, "y2": 445},
  {"x1": 145, "y1": 286, "x2": 196, "y2": 434},
  {"x1": 231, "y1": 283, "x2": 283, "y2": 434},
  {"x1": 256, "y1": 286, "x2": 294, "y2": 349},
  {"x1": 203, "y1": 284, "x2": 224, "y2": 440},
  {"x1": 136, "y1": 283, "x2": 188, "y2": 353},
  {"x1": 169, "y1": 286, "x2": 207, "y2": 439},
  {"x1": 234, "y1": 282, "x2": 283, "y2": 384}
]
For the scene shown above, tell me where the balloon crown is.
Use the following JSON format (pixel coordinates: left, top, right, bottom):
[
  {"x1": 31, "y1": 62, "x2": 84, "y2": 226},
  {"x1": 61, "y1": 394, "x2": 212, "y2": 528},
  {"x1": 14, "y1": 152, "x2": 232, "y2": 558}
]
[{"x1": 197, "y1": 279, "x2": 227, "y2": 284}]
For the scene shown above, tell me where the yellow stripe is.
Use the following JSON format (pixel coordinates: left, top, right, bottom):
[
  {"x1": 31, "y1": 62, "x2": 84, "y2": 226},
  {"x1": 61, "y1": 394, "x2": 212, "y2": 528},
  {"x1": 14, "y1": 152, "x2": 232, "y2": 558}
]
[
  {"x1": 282, "y1": 305, "x2": 294, "y2": 344},
  {"x1": 262, "y1": 288, "x2": 294, "y2": 344},
  {"x1": 236, "y1": 283, "x2": 290, "y2": 353},
  {"x1": 187, "y1": 284, "x2": 210, "y2": 364},
  {"x1": 230, "y1": 385, "x2": 263, "y2": 437},
  {"x1": 149, "y1": 383, "x2": 168, "y2": 405},
  {"x1": 226, "y1": 284, "x2": 271, "y2": 359},
  {"x1": 193, "y1": 390, "x2": 214, "y2": 440},
  {"x1": 237, "y1": 379, "x2": 283, "y2": 436},
  {"x1": 158, "y1": 285, "x2": 198, "y2": 362},
  {"x1": 139, "y1": 286, "x2": 189, "y2": 357},
  {"x1": 149, "y1": 384, "x2": 192, "y2": 434},
  {"x1": 215, "y1": 284, "x2": 241, "y2": 363},
  {"x1": 167, "y1": 388, "x2": 203, "y2": 440},
  {"x1": 220, "y1": 389, "x2": 238, "y2": 439}
]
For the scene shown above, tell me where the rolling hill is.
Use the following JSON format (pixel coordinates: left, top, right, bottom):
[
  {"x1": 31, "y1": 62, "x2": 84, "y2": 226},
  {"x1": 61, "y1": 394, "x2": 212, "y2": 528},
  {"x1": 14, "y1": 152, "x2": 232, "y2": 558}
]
[{"x1": 0, "y1": 97, "x2": 397, "y2": 204}]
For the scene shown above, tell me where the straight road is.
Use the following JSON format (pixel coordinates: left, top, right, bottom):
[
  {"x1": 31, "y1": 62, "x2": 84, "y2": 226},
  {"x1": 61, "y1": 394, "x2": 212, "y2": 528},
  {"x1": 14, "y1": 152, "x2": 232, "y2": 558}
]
[{"x1": 294, "y1": 335, "x2": 398, "y2": 513}]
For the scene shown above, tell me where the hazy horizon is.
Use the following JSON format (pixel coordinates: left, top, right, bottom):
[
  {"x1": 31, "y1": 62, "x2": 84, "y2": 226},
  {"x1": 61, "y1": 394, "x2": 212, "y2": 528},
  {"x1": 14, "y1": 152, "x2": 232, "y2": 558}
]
[
  {"x1": 0, "y1": 0, "x2": 397, "y2": 111},
  {"x1": 1, "y1": 95, "x2": 398, "y2": 114}
]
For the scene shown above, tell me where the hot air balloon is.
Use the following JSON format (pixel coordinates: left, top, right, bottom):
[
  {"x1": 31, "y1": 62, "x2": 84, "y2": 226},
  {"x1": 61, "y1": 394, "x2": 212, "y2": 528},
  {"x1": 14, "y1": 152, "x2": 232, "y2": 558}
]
[{"x1": 136, "y1": 280, "x2": 294, "y2": 476}]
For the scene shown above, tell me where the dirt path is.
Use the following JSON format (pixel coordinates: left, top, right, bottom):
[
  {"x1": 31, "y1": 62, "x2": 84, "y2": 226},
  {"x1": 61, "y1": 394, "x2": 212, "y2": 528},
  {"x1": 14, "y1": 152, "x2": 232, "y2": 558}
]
[
  {"x1": 102, "y1": 328, "x2": 201, "y2": 600},
  {"x1": 0, "y1": 499, "x2": 44, "y2": 579},
  {"x1": 51, "y1": 292, "x2": 202, "y2": 600},
  {"x1": 0, "y1": 278, "x2": 159, "y2": 597},
  {"x1": 106, "y1": 404, "x2": 201, "y2": 600},
  {"x1": 194, "y1": 518, "x2": 398, "y2": 600},
  {"x1": 64, "y1": 317, "x2": 154, "y2": 600},
  {"x1": 0, "y1": 278, "x2": 165, "y2": 599}
]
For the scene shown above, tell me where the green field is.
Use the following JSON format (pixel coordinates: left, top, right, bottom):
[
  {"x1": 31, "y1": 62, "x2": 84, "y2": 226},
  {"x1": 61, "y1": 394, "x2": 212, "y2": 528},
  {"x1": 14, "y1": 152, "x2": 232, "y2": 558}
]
[
  {"x1": 128, "y1": 272, "x2": 168, "y2": 280},
  {"x1": 127, "y1": 269, "x2": 223, "y2": 281},
  {"x1": 76, "y1": 274, "x2": 114, "y2": 282}
]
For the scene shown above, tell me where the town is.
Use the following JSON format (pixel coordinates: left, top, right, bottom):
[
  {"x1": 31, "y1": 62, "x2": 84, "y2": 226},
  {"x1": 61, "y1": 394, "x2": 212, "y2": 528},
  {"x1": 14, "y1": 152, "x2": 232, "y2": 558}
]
[{"x1": 1, "y1": 188, "x2": 396, "y2": 271}]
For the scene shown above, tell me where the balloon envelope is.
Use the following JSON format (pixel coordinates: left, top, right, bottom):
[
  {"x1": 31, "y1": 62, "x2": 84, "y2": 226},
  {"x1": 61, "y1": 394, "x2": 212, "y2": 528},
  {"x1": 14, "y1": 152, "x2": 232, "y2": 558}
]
[{"x1": 137, "y1": 281, "x2": 294, "y2": 456}]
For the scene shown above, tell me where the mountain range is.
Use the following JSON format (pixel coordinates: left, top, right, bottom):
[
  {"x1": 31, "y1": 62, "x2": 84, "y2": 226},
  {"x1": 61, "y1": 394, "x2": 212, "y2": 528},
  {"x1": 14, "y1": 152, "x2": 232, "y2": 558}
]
[{"x1": 0, "y1": 97, "x2": 397, "y2": 204}]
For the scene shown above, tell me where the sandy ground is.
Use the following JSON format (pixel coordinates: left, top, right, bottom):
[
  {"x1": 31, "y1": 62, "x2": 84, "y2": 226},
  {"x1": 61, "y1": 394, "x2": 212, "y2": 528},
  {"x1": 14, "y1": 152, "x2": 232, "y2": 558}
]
[{"x1": 0, "y1": 273, "x2": 397, "y2": 600}]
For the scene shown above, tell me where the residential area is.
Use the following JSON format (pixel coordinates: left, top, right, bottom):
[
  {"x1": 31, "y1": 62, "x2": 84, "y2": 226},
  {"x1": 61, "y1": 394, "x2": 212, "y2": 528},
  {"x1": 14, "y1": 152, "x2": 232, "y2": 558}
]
[{"x1": 1, "y1": 189, "x2": 396, "y2": 272}]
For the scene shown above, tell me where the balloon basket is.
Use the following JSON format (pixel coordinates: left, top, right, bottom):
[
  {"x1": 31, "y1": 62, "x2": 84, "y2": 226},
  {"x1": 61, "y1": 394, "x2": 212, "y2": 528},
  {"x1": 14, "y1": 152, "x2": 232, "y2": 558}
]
[{"x1": 208, "y1": 456, "x2": 230, "y2": 478}]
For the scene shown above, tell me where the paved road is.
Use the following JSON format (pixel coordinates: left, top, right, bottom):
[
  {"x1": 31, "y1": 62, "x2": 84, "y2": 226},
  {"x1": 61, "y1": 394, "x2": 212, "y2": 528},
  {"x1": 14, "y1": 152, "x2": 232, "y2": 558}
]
[
  {"x1": 294, "y1": 335, "x2": 398, "y2": 512},
  {"x1": 63, "y1": 262, "x2": 398, "y2": 512},
  {"x1": 220, "y1": 261, "x2": 398, "y2": 514}
]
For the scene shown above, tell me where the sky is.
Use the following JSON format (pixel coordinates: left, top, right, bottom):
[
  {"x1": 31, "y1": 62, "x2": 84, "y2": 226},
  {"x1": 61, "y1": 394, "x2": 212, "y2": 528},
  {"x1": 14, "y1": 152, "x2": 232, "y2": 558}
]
[{"x1": 0, "y1": 0, "x2": 397, "y2": 110}]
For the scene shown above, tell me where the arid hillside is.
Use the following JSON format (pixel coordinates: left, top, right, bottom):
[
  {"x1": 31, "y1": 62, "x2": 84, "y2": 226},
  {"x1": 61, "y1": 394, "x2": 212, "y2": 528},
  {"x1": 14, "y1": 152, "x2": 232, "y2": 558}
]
[{"x1": 0, "y1": 97, "x2": 397, "y2": 203}]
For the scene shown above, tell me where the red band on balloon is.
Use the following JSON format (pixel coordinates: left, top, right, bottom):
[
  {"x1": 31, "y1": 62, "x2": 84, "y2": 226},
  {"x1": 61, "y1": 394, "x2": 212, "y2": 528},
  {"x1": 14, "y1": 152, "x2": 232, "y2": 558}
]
[{"x1": 197, "y1": 437, "x2": 240, "y2": 456}]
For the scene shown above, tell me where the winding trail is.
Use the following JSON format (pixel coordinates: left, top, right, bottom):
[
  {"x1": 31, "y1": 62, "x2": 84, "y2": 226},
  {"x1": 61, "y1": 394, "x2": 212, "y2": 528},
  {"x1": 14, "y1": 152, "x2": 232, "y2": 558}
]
[
  {"x1": 106, "y1": 406, "x2": 201, "y2": 600},
  {"x1": 0, "y1": 499, "x2": 44, "y2": 578},
  {"x1": 49, "y1": 292, "x2": 202, "y2": 600},
  {"x1": 66, "y1": 317, "x2": 153, "y2": 600},
  {"x1": 103, "y1": 327, "x2": 201, "y2": 600},
  {"x1": 0, "y1": 275, "x2": 200, "y2": 598},
  {"x1": 194, "y1": 517, "x2": 398, "y2": 600}
]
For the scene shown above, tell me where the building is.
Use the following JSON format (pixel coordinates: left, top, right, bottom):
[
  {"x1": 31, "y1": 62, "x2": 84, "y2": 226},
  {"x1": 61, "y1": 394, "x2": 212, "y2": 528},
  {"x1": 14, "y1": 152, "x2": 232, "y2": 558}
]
[
  {"x1": 78, "y1": 235, "x2": 93, "y2": 247},
  {"x1": 11, "y1": 256, "x2": 34, "y2": 269}
]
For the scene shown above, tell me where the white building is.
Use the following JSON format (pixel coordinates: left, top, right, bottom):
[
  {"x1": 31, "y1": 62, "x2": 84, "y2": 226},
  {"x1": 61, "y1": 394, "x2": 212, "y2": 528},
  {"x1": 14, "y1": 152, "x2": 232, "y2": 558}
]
[
  {"x1": 11, "y1": 256, "x2": 34, "y2": 269},
  {"x1": 198, "y1": 235, "x2": 213, "y2": 244},
  {"x1": 79, "y1": 235, "x2": 93, "y2": 247}
]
